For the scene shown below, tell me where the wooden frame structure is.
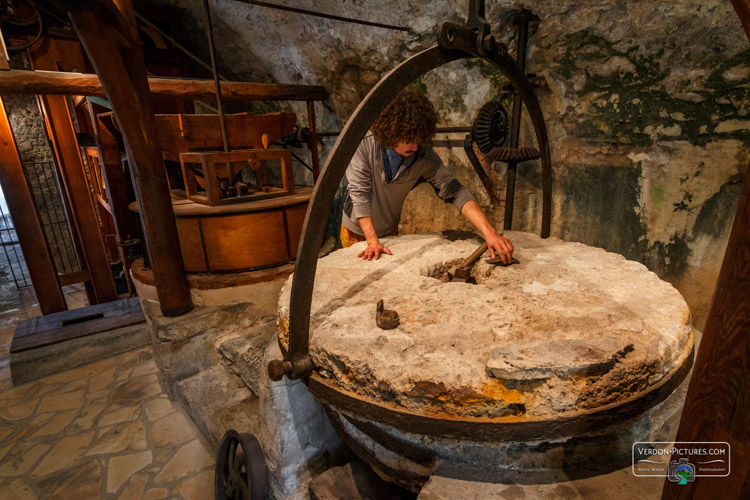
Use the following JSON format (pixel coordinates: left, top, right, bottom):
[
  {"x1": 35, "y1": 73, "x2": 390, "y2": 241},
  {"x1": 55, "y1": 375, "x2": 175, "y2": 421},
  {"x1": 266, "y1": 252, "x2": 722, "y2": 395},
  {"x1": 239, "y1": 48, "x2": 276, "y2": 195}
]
[{"x1": 0, "y1": 0, "x2": 328, "y2": 316}]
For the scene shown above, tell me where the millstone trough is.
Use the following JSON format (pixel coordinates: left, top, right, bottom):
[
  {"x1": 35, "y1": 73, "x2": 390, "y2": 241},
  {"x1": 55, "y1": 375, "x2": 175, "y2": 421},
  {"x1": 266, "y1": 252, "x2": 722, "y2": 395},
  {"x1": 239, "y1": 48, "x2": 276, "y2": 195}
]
[{"x1": 276, "y1": 231, "x2": 694, "y2": 490}]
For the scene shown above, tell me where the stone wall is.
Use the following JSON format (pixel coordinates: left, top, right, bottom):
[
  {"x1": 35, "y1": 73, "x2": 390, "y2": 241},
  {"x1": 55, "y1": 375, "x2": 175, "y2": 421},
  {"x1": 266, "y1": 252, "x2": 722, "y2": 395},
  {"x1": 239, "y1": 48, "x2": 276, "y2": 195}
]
[
  {"x1": 156, "y1": 0, "x2": 748, "y2": 329},
  {"x1": 2, "y1": 54, "x2": 79, "y2": 278}
]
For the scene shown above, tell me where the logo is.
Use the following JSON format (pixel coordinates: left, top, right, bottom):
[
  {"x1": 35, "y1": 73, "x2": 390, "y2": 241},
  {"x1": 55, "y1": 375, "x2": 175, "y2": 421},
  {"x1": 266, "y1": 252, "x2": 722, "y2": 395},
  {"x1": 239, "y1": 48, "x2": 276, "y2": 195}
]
[
  {"x1": 632, "y1": 442, "x2": 730, "y2": 479},
  {"x1": 668, "y1": 458, "x2": 695, "y2": 485}
]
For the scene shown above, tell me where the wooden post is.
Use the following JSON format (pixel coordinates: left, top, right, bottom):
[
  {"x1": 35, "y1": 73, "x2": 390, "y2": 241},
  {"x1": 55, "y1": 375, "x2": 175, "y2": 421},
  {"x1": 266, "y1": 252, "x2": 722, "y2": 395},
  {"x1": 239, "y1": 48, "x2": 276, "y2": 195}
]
[
  {"x1": 661, "y1": 168, "x2": 750, "y2": 500},
  {"x1": 29, "y1": 38, "x2": 119, "y2": 304},
  {"x1": 0, "y1": 97, "x2": 67, "y2": 314},
  {"x1": 36, "y1": 94, "x2": 118, "y2": 304},
  {"x1": 88, "y1": 104, "x2": 139, "y2": 294},
  {"x1": 306, "y1": 100, "x2": 320, "y2": 179},
  {"x1": 68, "y1": 5, "x2": 192, "y2": 316}
]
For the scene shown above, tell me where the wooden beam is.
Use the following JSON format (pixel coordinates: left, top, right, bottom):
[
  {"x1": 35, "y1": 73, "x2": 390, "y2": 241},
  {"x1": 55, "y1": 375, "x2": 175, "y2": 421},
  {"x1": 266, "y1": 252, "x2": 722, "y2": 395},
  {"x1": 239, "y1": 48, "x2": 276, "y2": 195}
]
[
  {"x1": 0, "y1": 97, "x2": 67, "y2": 314},
  {"x1": 29, "y1": 38, "x2": 119, "y2": 304},
  {"x1": 69, "y1": 8, "x2": 193, "y2": 316},
  {"x1": 0, "y1": 69, "x2": 329, "y2": 101},
  {"x1": 661, "y1": 165, "x2": 750, "y2": 499}
]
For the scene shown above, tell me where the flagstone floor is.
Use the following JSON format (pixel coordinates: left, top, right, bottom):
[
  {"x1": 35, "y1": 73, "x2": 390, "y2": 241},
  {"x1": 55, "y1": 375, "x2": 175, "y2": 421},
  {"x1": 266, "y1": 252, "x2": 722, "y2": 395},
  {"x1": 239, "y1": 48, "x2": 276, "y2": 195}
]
[{"x1": 0, "y1": 282, "x2": 216, "y2": 499}]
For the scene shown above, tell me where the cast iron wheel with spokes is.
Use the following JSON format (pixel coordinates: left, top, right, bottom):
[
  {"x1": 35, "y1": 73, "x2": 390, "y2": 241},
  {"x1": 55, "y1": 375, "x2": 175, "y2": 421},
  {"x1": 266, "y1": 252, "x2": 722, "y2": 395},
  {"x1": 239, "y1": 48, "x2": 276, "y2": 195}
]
[{"x1": 215, "y1": 430, "x2": 267, "y2": 500}]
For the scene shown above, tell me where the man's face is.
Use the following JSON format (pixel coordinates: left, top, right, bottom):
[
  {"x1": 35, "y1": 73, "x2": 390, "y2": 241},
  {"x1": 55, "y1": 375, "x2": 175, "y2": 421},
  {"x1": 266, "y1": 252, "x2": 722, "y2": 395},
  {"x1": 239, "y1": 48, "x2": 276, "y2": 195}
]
[{"x1": 393, "y1": 141, "x2": 419, "y2": 157}]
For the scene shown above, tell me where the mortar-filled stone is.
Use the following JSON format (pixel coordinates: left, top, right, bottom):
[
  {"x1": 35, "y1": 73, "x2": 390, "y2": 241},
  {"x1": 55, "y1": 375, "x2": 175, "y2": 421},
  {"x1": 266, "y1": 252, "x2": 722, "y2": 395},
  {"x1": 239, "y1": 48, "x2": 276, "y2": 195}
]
[{"x1": 278, "y1": 231, "x2": 693, "y2": 420}]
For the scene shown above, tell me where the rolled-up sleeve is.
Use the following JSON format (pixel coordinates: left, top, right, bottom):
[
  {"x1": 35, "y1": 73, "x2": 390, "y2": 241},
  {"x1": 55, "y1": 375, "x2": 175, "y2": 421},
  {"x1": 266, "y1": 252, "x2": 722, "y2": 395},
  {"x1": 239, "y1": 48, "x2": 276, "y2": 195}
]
[
  {"x1": 422, "y1": 149, "x2": 476, "y2": 213},
  {"x1": 345, "y1": 140, "x2": 373, "y2": 219}
]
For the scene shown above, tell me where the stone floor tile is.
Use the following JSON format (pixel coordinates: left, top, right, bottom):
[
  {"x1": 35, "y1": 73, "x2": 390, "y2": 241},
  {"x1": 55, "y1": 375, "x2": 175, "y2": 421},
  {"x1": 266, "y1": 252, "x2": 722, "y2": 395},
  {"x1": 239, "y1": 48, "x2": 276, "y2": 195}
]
[
  {"x1": 1, "y1": 477, "x2": 38, "y2": 499},
  {"x1": 86, "y1": 387, "x2": 112, "y2": 403},
  {"x1": 153, "y1": 439, "x2": 214, "y2": 484},
  {"x1": 0, "y1": 383, "x2": 31, "y2": 403},
  {"x1": 112, "y1": 374, "x2": 162, "y2": 405},
  {"x1": 0, "y1": 442, "x2": 49, "y2": 476},
  {"x1": 36, "y1": 389, "x2": 84, "y2": 413},
  {"x1": 115, "y1": 367, "x2": 134, "y2": 382},
  {"x1": 98, "y1": 404, "x2": 140, "y2": 427},
  {"x1": 59, "y1": 377, "x2": 89, "y2": 393},
  {"x1": 31, "y1": 410, "x2": 76, "y2": 438},
  {"x1": 131, "y1": 359, "x2": 159, "y2": 379},
  {"x1": 0, "y1": 425, "x2": 13, "y2": 442},
  {"x1": 107, "y1": 450, "x2": 153, "y2": 493},
  {"x1": 31, "y1": 430, "x2": 96, "y2": 478},
  {"x1": 151, "y1": 411, "x2": 196, "y2": 448},
  {"x1": 29, "y1": 412, "x2": 54, "y2": 427},
  {"x1": 0, "y1": 443, "x2": 12, "y2": 462},
  {"x1": 0, "y1": 397, "x2": 39, "y2": 421},
  {"x1": 144, "y1": 487, "x2": 169, "y2": 500},
  {"x1": 117, "y1": 348, "x2": 153, "y2": 369},
  {"x1": 23, "y1": 382, "x2": 66, "y2": 400},
  {"x1": 173, "y1": 468, "x2": 213, "y2": 500},
  {"x1": 86, "y1": 419, "x2": 148, "y2": 456},
  {"x1": 71, "y1": 402, "x2": 107, "y2": 431},
  {"x1": 89, "y1": 367, "x2": 116, "y2": 393},
  {"x1": 43, "y1": 356, "x2": 116, "y2": 384},
  {"x1": 146, "y1": 397, "x2": 175, "y2": 421},
  {"x1": 37, "y1": 458, "x2": 102, "y2": 500},
  {"x1": 2, "y1": 424, "x2": 34, "y2": 447},
  {"x1": 119, "y1": 472, "x2": 150, "y2": 500}
]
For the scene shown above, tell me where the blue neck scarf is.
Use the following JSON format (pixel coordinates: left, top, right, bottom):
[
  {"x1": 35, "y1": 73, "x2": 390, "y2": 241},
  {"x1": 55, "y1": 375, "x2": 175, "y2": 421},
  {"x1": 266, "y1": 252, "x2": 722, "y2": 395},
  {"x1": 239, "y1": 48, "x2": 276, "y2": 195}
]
[{"x1": 382, "y1": 146, "x2": 415, "y2": 182}]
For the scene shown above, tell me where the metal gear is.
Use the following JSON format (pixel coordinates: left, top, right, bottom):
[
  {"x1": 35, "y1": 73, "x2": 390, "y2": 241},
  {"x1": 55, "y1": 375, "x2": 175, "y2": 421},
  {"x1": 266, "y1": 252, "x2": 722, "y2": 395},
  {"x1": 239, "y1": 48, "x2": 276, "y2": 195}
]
[
  {"x1": 215, "y1": 430, "x2": 267, "y2": 500},
  {"x1": 471, "y1": 100, "x2": 509, "y2": 154}
]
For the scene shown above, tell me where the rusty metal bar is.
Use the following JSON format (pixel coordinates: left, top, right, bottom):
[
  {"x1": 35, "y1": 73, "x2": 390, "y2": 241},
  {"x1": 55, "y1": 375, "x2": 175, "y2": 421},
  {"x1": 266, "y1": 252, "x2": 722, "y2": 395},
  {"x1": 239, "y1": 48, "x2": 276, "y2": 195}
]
[
  {"x1": 503, "y1": 14, "x2": 530, "y2": 231},
  {"x1": 134, "y1": 11, "x2": 231, "y2": 81},
  {"x1": 317, "y1": 126, "x2": 472, "y2": 137},
  {"x1": 202, "y1": 0, "x2": 229, "y2": 152},
  {"x1": 231, "y1": 0, "x2": 412, "y2": 32}
]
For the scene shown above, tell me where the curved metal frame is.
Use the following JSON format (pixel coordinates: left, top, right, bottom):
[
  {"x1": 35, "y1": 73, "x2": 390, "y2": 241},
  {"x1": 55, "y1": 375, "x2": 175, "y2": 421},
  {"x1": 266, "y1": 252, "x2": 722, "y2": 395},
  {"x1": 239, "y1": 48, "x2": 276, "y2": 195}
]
[{"x1": 280, "y1": 21, "x2": 552, "y2": 380}]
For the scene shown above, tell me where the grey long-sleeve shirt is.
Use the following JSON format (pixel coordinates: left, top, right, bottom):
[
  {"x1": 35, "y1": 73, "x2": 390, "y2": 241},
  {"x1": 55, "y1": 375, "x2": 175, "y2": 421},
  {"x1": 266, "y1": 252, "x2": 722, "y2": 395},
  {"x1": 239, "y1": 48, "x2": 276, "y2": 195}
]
[{"x1": 342, "y1": 133, "x2": 475, "y2": 238}]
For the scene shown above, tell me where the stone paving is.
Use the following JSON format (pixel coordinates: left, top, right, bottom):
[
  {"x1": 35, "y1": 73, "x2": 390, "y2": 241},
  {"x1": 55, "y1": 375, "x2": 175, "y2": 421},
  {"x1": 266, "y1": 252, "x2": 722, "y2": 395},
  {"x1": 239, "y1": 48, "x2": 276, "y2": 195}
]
[{"x1": 0, "y1": 346, "x2": 216, "y2": 499}]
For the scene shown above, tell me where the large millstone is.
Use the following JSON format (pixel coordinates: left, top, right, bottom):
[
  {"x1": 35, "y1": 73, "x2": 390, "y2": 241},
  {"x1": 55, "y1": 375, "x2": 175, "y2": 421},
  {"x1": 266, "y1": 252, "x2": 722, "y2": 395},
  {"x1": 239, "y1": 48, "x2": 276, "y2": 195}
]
[{"x1": 277, "y1": 232, "x2": 694, "y2": 487}]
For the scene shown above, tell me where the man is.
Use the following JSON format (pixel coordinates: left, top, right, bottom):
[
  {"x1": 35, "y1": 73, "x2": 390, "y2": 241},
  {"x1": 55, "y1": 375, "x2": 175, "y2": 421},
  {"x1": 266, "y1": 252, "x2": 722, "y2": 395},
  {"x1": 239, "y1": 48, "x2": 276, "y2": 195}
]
[{"x1": 341, "y1": 89, "x2": 514, "y2": 263}]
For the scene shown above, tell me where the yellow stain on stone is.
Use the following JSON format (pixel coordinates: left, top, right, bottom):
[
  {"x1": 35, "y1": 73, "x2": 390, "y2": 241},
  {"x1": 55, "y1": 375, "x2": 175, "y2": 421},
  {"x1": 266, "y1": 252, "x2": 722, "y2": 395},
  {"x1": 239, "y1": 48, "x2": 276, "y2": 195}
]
[{"x1": 479, "y1": 380, "x2": 523, "y2": 405}]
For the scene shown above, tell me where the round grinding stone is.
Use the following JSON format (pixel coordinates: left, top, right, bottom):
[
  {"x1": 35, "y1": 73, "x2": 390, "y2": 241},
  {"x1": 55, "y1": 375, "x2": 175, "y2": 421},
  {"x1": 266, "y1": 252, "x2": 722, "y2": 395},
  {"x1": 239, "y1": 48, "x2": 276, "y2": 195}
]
[{"x1": 278, "y1": 231, "x2": 694, "y2": 420}]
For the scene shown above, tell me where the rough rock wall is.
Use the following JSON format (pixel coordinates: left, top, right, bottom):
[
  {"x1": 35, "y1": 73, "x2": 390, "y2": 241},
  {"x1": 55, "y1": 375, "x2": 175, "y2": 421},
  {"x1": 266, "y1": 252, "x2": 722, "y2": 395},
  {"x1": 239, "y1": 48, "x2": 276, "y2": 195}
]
[
  {"x1": 2, "y1": 55, "x2": 77, "y2": 277},
  {"x1": 160, "y1": 0, "x2": 748, "y2": 328}
]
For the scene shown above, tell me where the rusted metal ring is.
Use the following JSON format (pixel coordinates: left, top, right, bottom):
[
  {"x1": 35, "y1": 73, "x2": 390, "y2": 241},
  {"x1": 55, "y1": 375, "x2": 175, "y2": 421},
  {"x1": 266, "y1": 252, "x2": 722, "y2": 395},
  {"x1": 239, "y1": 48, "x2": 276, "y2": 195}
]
[
  {"x1": 307, "y1": 347, "x2": 693, "y2": 442},
  {"x1": 286, "y1": 26, "x2": 552, "y2": 378}
]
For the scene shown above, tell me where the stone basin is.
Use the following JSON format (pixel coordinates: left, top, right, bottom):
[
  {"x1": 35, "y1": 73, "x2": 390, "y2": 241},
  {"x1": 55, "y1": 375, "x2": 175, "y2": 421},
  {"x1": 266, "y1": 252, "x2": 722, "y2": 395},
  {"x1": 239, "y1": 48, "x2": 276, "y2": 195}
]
[{"x1": 277, "y1": 231, "x2": 694, "y2": 487}]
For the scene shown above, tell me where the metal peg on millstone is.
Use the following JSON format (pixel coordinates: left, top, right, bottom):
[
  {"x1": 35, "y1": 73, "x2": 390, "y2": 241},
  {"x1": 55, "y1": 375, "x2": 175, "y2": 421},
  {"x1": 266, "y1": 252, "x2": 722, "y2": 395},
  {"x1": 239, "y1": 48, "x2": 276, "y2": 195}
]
[{"x1": 376, "y1": 299, "x2": 400, "y2": 330}]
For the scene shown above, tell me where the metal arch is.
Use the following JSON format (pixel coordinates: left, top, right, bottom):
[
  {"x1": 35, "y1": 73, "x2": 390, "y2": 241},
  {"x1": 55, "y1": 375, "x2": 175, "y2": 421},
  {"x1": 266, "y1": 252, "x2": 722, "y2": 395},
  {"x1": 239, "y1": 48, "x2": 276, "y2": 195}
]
[{"x1": 282, "y1": 25, "x2": 552, "y2": 380}]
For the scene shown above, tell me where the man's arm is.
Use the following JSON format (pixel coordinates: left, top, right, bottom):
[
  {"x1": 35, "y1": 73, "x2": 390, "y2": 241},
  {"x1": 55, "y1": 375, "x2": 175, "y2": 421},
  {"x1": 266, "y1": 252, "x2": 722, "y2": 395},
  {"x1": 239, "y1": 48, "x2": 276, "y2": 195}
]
[
  {"x1": 356, "y1": 217, "x2": 392, "y2": 260},
  {"x1": 460, "y1": 200, "x2": 514, "y2": 264}
]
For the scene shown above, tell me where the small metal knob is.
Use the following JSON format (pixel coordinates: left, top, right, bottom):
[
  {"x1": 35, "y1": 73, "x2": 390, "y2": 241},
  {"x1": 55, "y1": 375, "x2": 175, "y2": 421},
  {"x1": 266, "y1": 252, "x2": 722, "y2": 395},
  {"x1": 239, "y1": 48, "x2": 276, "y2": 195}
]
[{"x1": 268, "y1": 359, "x2": 292, "y2": 381}]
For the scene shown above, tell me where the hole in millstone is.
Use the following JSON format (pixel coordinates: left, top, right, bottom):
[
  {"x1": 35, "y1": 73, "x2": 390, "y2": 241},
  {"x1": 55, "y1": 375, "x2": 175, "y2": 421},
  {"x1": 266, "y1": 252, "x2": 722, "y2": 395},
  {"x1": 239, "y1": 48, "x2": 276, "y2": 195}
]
[{"x1": 425, "y1": 259, "x2": 478, "y2": 284}]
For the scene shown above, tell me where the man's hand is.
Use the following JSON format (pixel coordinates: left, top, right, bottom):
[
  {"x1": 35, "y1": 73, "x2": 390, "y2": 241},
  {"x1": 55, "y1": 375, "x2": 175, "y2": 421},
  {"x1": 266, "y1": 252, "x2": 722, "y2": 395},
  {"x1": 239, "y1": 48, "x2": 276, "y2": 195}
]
[
  {"x1": 358, "y1": 240, "x2": 392, "y2": 260},
  {"x1": 460, "y1": 200, "x2": 514, "y2": 264},
  {"x1": 485, "y1": 231, "x2": 514, "y2": 264}
]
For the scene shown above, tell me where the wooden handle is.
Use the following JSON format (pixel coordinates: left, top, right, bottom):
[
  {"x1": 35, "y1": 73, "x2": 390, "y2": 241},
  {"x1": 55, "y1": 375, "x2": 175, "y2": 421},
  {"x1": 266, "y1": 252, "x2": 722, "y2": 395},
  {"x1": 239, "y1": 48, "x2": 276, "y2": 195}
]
[{"x1": 460, "y1": 241, "x2": 488, "y2": 268}]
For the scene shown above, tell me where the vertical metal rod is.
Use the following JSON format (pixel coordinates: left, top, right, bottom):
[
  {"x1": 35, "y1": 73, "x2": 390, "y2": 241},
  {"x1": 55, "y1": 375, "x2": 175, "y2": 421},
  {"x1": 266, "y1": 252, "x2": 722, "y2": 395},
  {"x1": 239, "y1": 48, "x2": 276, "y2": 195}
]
[
  {"x1": 0, "y1": 202, "x2": 21, "y2": 288},
  {"x1": 202, "y1": 0, "x2": 229, "y2": 152},
  {"x1": 503, "y1": 14, "x2": 529, "y2": 231},
  {"x1": 306, "y1": 100, "x2": 320, "y2": 179},
  {"x1": 31, "y1": 162, "x2": 60, "y2": 273},
  {"x1": 40, "y1": 161, "x2": 74, "y2": 273}
]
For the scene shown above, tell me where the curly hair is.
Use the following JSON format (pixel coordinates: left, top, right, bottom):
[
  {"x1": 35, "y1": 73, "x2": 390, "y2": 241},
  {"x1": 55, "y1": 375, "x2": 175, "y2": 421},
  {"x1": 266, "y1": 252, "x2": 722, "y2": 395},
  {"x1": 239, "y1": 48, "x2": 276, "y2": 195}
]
[{"x1": 370, "y1": 89, "x2": 438, "y2": 147}]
